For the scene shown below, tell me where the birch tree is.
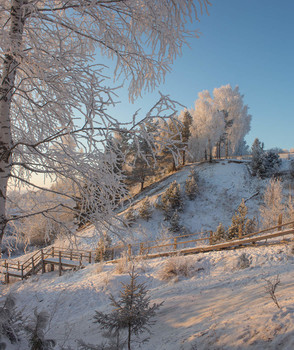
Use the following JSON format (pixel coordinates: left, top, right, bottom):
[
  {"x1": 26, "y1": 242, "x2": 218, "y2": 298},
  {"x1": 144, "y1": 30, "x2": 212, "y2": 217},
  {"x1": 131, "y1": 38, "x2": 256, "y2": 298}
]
[{"x1": 0, "y1": 0, "x2": 210, "y2": 245}]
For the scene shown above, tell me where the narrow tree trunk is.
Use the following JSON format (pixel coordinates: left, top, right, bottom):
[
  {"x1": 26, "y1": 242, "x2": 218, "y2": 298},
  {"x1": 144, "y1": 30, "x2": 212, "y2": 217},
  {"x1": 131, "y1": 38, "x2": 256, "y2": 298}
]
[
  {"x1": 0, "y1": 0, "x2": 27, "y2": 244},
  {"x1": 128, "y1": 322, "x2": 131, "y2": 350}
]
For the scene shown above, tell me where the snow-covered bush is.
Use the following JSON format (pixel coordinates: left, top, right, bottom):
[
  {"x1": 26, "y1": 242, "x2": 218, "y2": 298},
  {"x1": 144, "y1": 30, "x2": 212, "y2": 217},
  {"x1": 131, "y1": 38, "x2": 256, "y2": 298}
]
[
  {"x1": 236, "y1": 253, "x2": 251, "y2": 269},
  {"x1": 25, "y1": 310, "x2": 56, "y2": 350},
  {"x1": 160, "y1": 181, "x2": 183, "y2": 219},
  {"x1": 158, "y1": 256, "x2": 193, "y2": 281},
  {"x1": 211, "y1": 222, "x2": 227, "y2": 244},
  {"x1": 114, "y1": 252, "x2": 130, "y2": 275},
  {"x1": 138, "y1": 198, "x2": 153, "y2": 221},
  {"x1": 263, "y1": 150, "x2": 282, "y2": 177},
  {"x1": 0, "y1": 295, "x2": 22, "y2": 346}
]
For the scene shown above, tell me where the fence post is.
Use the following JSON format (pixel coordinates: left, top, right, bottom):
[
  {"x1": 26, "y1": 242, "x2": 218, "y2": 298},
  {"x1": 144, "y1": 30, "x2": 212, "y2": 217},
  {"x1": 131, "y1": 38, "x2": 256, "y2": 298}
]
[
  {"x1": 89, "y1": 251, "x2": 92, "y2": 264},
  {"x1": 18, "y1": 261, "x2": 20, "y2": 270},
  {"x1": 173, "y1": 238, "x2": 177, "y2": 250},
  {"x1": 111, "y1": 248, "x2": 114, "y2": 260},
  {"x1": 21, "y1": 265, "x2": 24, "y2": 280},
  {"x1": 41, "y1": 249, "x2": 45, "y2": 273},
  {"x1": 140, "y1": 243, "x2": 144, "y2": 255},
  {"x1": 5, "y1": 261, "x2": 9, "y2": 284},
  {"x1": 70, "y1": 250, "x2": 73, "y2": 260},
  {"x1": 52, "y1": 247, "x2": 55, "y2": 258},
  {"x1": 31, "y1": 257, "x2": 35, "y2": 275},
  {"x1": 278, "y1": 213, "x2": 283, "y2": 231},
  {"x1": 59, "y1": 251, "x2": 62, "y2": 276},
  {"x1": 238, "y1": 225, "x2": 243, "y2": 239},
  {"x1": 209, "y1": 231, "x2": 213, "y2": 245}
]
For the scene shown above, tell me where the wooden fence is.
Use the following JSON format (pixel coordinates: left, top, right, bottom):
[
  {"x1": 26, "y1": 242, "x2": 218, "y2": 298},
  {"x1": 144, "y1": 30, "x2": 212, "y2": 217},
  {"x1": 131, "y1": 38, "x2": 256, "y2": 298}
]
[{"x1": 1, "y1": 217, "x2": 294, "y2": 283}]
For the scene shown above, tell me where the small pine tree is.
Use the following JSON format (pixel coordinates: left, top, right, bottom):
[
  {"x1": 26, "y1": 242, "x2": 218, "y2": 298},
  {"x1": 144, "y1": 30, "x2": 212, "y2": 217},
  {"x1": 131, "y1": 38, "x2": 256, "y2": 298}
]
[
  {"x1": 93, "y1": 267, "x2": 162, "y2": 350},
  {"x1": 25, "y1": 310, "x2": 55, "y2": 350},
  {"x1": 160, "y1": 181, "x2": 183, "y2": 219},
  {"x1": 185, "y1": 176, "x2": 198, "y2": 200},
  {"x1": 95, "y1": 235, "x2": 112, "y2": 262},
  {"x1": 211, "y1": 222, "x2": 227, "y2": 244},
  {"x1": 124, "y1": 207, "x2": 136, "y2": 227},
  {"x1": 0, "y1": 295, "x2": 22, "y2": 345},
  {"x1": 138, "y1": 198, "x2": 153, "y2": 221},
  {"x1": 251, "y1": 138, "x2": 266, "y2": 177},
  {"x1": 169, "y1": 210, "x2": 182, "y2": 233},
  {"x1": 228, "y1": 199, "x2": 256, "y2": 240},
  {"x1": 263, "y1": 151, "x2": 281, "y2": 176}
]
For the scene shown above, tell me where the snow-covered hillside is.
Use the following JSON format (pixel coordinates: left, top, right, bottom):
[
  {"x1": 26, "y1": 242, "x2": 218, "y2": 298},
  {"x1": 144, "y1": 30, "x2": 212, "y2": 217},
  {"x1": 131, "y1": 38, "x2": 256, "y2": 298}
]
[
  {"x1": 1, "y1": 241, "x2": 294, "y2": 349},
  {"x1": 56, "y1": 159, "x2": 270, "y2": 251}
]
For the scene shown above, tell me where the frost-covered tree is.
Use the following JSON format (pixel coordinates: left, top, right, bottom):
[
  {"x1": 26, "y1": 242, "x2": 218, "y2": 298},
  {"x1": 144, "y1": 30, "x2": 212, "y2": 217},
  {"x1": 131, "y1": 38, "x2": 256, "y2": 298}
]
[
  {"x1": 211, "y1": 222, "x2": 227, "y2": 244},
  {"x1": 185, "y1": 174, "x2": 198, "y2": 200},
  {"x1": 260, "y1": 179, "x2": 284, "y2": 228},
  {"x1": 213, "y1": 85, "x2": 251, "y2": 157},
  {"x1": 0, "y1": 0, "x2": 210, "y2": 245},
  {"x1": 189, "y1": 90, "x2": 225, "y2": 161}
]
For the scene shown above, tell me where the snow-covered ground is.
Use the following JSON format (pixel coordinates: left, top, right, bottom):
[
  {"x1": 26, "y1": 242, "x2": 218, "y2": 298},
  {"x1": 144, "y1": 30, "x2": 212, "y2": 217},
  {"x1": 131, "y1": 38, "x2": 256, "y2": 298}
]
[{"x1": 1, "y1": 241, "x2": 294, "y2": 349}]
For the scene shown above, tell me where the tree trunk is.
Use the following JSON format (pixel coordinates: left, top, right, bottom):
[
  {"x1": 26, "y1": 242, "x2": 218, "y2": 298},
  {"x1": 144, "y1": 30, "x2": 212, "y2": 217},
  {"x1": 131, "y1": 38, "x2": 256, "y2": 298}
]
[
  {"x1": 0, "y1": 0, "x2": 27, "y2": 244},
  {"x1": 128, "y1": 322, "x2": 131, "y2": 350}
]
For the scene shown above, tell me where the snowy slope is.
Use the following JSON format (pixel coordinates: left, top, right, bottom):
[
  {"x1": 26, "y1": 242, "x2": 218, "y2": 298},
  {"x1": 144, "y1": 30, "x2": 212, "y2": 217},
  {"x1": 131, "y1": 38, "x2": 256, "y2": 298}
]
[
  {"x1": 54, "y1": 160, "x2": 269, "y2": 251},
  {"x1": 1, "y1": 241, "x2": 294, "y2": 349}
]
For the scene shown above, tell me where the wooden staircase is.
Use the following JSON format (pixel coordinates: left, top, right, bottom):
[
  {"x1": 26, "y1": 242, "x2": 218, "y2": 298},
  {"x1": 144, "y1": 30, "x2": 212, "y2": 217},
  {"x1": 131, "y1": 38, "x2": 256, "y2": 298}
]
[{"x1": 0, "y1": 247, "x2": 94, "y2": 283}]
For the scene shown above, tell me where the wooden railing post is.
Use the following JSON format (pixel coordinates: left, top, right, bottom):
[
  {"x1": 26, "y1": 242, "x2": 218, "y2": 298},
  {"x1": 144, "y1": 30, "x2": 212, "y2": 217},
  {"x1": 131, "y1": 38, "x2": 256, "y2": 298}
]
[
  {"x1": 21, "y1": 265, "x2": 24, "y2": 280},
  {"x1": 278, "y1": 213, "x2": 283, "y2": 231},
  {"x1": 89, "y1": 251, "x2": 92, "y2": 264},
  {"x1": 111, "y1": 248, "x2": 114, "y2": 260},
  {"x1": 18, "y1": 261, "x2": 20, "y2": 270},
  {"x1": 70, "y1": 250, "x2": 73, "y2": 260},
  {"x1": 59, "y1": 251, "x2": 62, "y2": 276},
  {"x1": 41, "y1": 249, "x2": 45, "y2": 273},
  {"x1": 140, "y1": 243, "x2": 144, "y2": 255},
  {"x1": 5, "y1": 261, "x2": 9, "y2": 284},
  {"x1": 209, "y1": 231, "x2": 213, "y2": 245},
  {"x1": 173, "y1": 238, "x2": 177, "y2": 250},
  {"x1": 31, "y1": 257, "x2": 35, "y2": 275},
  {"x1": 52, "y1": 247, "x2": 55, "y2": 258}
]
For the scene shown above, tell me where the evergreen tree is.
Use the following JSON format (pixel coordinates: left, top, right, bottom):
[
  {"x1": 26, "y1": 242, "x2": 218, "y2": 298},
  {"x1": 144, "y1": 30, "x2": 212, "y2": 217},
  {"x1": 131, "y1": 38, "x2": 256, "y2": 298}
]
[
  {"x1": 138, "y1": 198, "x2": 153, "y2": 221},
  {"x1": 228, "y1": 199, "x2": 256, "y2": 240},
  {"x1": 185, "y1": 174, "x2": 198, "y2": 200},
  {"x1": 93, "y1": 267, "x2": 162, "y2": 350},
  {"x1": 251, "y1": 138, "x2": 265, "y2": 177},
  {"x1": 160, "y1": 181, "x2": 183, "y2": 220},
  {"x1": 169, "y1": 210, "x2": 182, "y2": 233},
  {"x1": 95, "y1": 235, "x2": 113, "y2": 262},
  {"x1": 180, "y1": 110, "x2": 193, "y2": 165}
]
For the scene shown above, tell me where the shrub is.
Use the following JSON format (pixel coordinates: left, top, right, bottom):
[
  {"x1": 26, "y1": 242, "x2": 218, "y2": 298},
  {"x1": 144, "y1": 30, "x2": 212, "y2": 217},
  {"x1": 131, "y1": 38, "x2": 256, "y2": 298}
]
[
  {"x1": 210, "y1": 223, "x2": 227, "y2": 244},
  {"x1": 236, "y1": 253, "x2": 251, "y2": 269},
  {"x1": 0, "y1": 295, "x2": 22, "y2": 345},
  {"x1": 158, "y1": 256, "x2": 193, "y2": 281}
]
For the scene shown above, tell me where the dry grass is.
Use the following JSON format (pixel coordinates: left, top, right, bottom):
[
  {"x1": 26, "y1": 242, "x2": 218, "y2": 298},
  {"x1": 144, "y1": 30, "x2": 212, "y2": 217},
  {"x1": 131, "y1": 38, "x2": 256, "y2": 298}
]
[{"x1": 158, "y1": 256, "x2": 194, "y2": 281}]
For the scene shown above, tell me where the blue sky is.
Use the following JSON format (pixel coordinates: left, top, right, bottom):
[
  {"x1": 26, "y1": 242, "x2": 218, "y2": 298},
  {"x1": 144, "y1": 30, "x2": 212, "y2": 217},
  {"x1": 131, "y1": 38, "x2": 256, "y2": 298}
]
[{"x1": 97, "y1": 0, "x2": 294, "y2": 151}]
